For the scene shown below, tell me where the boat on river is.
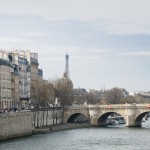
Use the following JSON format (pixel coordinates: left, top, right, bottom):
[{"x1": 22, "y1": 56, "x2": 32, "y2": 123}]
[
  {"x1": 107, "y1": 116, "x2": 125, "y2": 125},
  {"x1": 107, "y1": 119, "x2": 119, "y2": 125}
]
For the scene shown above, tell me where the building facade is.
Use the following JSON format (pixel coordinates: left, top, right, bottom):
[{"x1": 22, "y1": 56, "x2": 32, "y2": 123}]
[
  {"x1": 0, "y1": 50, "x2": 43, "y2": 109},
  {"x1": 0, "y1": 59, "x2": 12, "y2": 109}
]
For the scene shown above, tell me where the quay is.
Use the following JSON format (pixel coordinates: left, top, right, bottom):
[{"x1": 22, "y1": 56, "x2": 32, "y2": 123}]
[
  {"x1": 1, "y1": 104, "x2": 150, "y2": 141},
  {"x1": 0, "y1": 111, "x2": 32, "y2": 141},
  {"x1": 32, "y1": 123, "x2": 91, "y2": 134}
]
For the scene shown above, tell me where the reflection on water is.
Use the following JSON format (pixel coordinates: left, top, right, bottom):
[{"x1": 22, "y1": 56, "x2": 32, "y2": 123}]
[{"x1": 1, "y1": 120, "x2": 150, "y2": 150}]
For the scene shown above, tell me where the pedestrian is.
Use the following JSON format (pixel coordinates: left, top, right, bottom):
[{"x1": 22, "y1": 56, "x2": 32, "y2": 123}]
[{"x1": 49, "y1": 127, "x2": 53, "y2": 131}]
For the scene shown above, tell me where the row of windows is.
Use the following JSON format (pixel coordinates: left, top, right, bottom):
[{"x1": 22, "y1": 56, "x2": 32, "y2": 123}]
[
  {"x1": 1, "y1": 67, "x2": 38, "y2": 79},
  {"x1": 18, "y1": 57, "x2": 28, "y2": 65},
  {"x1": 0, "y1": 83, "x2": 11, "y2": 88},
  {"x1": 0, "y1": 100, "x2": 15, "y2": 109},
  {"x1": 19, "y1": 91, "x2": 29, "y2": 95},
  {"x1": 0, "y1": 73, "x2": 11, "y2": 80},
  {"x1": 19, "y1": 79, "x2": 28, "y2": 83},
  {"x1": 0, "y1": 84, "x2": 30, "y2": 91},
  {"x1": 0, "y1": 66, "x2": 11, "y2": 72},
  {"x1": 19, "y1": 71, "x2": 28, "y2": 77},
  {"x1": 0, "y1": 91, "x2": 11, "y2": 97},
  {"x1": 19, "y1": 87, "x2": 30, "y2": 92},
  {"x1": 19, "y1": 78, "x2": 31, "y2": 86}
]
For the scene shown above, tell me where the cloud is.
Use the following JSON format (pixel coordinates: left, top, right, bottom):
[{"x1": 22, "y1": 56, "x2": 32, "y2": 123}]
[
  {"x1": 105, "y1": 22, "x2": 150, "y2": 35},
  {"x1": 0, "y1": 37, "x2": 32, "y2": 48},
  {"x1": 119, "y1": 51, "x2": 150, "y2": 57},
  {"x1": 0, "y1": 0, "x2": 150, "y2": 36},
  {"x1": 0, "y1": 0, "x2": 149, "y2": 21},
  {"x1": 0, "y1": 1, "x2": 150, "y2": 90},
  {"x1": 1, "y1": 14, "x2": 150, "y2": 53}
]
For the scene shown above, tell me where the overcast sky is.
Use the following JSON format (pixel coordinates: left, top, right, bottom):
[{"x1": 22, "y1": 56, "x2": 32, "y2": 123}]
[{"x1": 0, "y1": 0, "x2": 150, "y2": 91}]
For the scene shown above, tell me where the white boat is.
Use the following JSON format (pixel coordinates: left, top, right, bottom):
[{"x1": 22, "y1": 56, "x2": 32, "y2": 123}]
[
  {"x1": 107, "y1": 116, "x2": 125, "y2": 125},
  {"x1": 107, "y1": 119, "x2": 119, "y2": 125}
]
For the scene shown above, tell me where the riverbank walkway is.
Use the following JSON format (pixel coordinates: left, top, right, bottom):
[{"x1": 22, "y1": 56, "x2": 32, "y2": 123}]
[{"x1": 32, "y1": 123, "x2": 91, "y2": 134}]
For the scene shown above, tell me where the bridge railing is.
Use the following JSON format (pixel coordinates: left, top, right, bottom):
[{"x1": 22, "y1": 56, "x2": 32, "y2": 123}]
[
  {"x1": 88, "y1": 104, "x2": 150, "y2": 109},
  {"x1": 65, "y1": 104, "x2": 150, "y2": 110}
]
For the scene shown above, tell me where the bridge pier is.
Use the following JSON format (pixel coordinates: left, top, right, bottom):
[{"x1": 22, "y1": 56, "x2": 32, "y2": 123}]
[
  {"x1": 124, "y1": 106, "x2": 143, "y2": 127},
  {"x1": 90, "y1": 115, "x2": 99, "y2": 126},
  {"x1": 125, "y1": 115, "x2": 141, "y2": 127}
]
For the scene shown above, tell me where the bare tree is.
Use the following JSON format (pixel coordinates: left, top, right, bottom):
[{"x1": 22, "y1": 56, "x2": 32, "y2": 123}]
[
  {"x1": 86, "y1": 92, "x2": 97, "y2": 104},
  {"x1": 31, "y1": 78, "x2": 41, "y2": 107},
  {"x1": 55, "y1": 73, "x2": 74, "y2": 123},
  {"x1": 56, "y1": 87, "x2": 73, "y2": 106},
  {"x1": 56, "y1": 73, "x2": 73, "y2": 107},
  {"x1": 134, "y1": 94, "x2": 144, "y2": 103},
  {"x1": 103, "y1": 87, "x2": 124, "y2": 104},
  {"x1": 39, "y1": 81, "x2": 55, "y2": 107},
  {"x1": 46, "y1": 82, "x2": 55, "y2": 105},
  {"x1": 31, "y1": 78, "x2": 55, "y2": 107},
  {"x1": 73, "y1": 89, "x2": 87, "y2": 105},
  {"x1": 120, "y1": 95, "x2": 136, "y2": 104}
]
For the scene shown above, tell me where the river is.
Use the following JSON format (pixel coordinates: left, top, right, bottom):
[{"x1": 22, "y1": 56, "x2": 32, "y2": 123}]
[{"x1": 1, "y1": 121, "x2": 150, "y2": 150}]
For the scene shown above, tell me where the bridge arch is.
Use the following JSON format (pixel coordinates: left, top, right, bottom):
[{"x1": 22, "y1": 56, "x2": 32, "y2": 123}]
[
  {"x1": 64, "y1": 107, "x2": 90, "y2": 123},
  {"x1": 97, "y1": 112, "x2": 126, "y2": 126},
  {"x1": 67, "y1": 113, "x2": 89, "y2": 123},
  {"x1": 134, "y1": 111, "x2": 150, "y2": 127}
]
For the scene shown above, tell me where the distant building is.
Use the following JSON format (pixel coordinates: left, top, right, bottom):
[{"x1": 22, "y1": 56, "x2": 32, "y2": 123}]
[
  {"x1": 0, "y1": 59, "x2": 13, "y2": 109},
  {"x1": 129, "y1": 91, "x2": 139, "y2": 96},
  {"x1": 57, "y1": 53, "x2": 73, "y2": 90},
  {"x1": 120, "y1": 88, "x2": 129, "y2": 97},
  {"x1": 88, "y1": 89, "x2": 105, "y2": 103},
  {"x1": 129, "y1": 91, "x2": 150, "y2": 97},
  {"x1": 73, "y1": 88, "x2": 87, "y2": 104}
]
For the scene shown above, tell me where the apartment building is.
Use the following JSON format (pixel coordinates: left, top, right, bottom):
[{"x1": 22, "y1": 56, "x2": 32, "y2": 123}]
[
  {"x1": 0, "y1": 59, "x2": 12, "y2": 109},
  {"x1": 0, "y1": 50, "x2": 43, "y2": 109}
]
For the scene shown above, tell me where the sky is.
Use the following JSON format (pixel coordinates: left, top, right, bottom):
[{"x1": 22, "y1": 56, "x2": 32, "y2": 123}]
[{"x1": 0, "y1": 0, "x2": 150, "y2": 91}]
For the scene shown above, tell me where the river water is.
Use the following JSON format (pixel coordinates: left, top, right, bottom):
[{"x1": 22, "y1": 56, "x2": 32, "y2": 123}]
[{"x1": 1, "y1": 121, "x2": 150, "y2": 150}]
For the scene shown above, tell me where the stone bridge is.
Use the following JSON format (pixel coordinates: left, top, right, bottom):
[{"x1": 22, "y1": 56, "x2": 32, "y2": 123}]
[{"x1": 64, "y1": 104, "x2": 150, "y2": 127}]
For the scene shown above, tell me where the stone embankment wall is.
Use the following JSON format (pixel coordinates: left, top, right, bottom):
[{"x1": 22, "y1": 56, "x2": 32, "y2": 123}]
[
  {"x1": 31, "y1": 108, "x2": 63, "y2": 128},
  {"x1": 0, "y1": 111, "x2": 32, "y2": 141},
  {"x1": 33, "y1": 123, "x2": 91, "y2": 134}
]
